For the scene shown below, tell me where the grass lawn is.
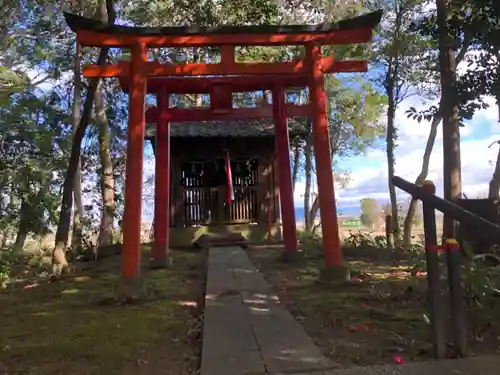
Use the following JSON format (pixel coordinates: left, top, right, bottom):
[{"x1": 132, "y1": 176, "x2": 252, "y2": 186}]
[
  {"x1": 0, "y1": 248, "x2": 205, "y2": 375},
  {"x1": 247, "y1": 244, "x2": 500, "y2": 367}
]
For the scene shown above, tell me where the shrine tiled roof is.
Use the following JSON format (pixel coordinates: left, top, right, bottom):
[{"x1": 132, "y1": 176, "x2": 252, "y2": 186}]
[{"x1": 145, "y1": 119, "x2": 308, "y2": 138}]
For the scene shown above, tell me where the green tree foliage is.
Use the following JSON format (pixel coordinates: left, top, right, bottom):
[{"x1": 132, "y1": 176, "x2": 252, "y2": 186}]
[
  {"x1": 407, "y1": 1, "x2": 494, "y2": 123},
  {"x1": 458, "y1": 0, "x2": 500, "y2": 198},
  {"x1": 0, "y1": 89, "x2": 70, "y2": 249},
  {"x1": 300, "y1": 77, "x2": 386, "y2": 233},
  {"x1": 406, "y1": 0, "x2": 500, "y2": 135},
  {"x1": 411, "y1": 0, "x2": 500, "y2": 236},
  {"x1": 326, "y1": 77, "x2": 387, "y2": 159},
  {"x1": 369, "y1": 0, "x2": 433, "y2": 246},
  {"x1": 3, "y1": 0, "x2": 497, "y2": 278}
]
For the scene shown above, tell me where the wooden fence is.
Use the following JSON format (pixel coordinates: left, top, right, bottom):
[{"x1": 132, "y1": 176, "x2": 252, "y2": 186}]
[{"x1": 179, "y1": 167, "x2": 259, "y2": 226}]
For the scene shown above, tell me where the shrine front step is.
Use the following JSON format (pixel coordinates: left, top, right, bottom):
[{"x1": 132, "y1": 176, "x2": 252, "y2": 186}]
[{"x1": 194, "y1": 232, "x2": 250, "y2": 249}]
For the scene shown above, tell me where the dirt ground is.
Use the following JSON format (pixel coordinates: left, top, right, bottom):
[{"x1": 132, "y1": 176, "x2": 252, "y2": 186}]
[
  {"x1": 247, "y1": 245, "x2": 500, "y2": 367},
  {"x1": 0, "y1": 248, "x2": 205, "y2": 375}
]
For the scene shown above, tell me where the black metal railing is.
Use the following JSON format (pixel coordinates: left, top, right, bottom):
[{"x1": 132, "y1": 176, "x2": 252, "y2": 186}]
[
  {"x1": 393, "y1": 177, "x2": 500, "y2": 236},
  {"x1": 392, "y1": 176, "x2": 500, "y2": 359}
]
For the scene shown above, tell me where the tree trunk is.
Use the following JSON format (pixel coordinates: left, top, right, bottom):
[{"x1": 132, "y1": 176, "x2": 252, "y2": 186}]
[
  {"x1": 96, "y1": 80, "x2": 115, "y2": 247},
  {"x1": 308, "y1": 137, "x2": 321, "y2": 236},
  {"x1": 489, "y1": 143, "x2": 500, "y2": 199},
  {"x1": 71, "y1": 41, "x2": 84, "y2": 253},
  {"x1": 386, "y1": 92, "x2": 399, "y2": 248},
  {"x1": 401, "y1": 40, "x2": 471, "y2": 248},
  {"x1": 309, "y1": 196, "x2": 320, "y2": 235},
  {"x1": 383, "y1": 4, "x2": 408, "y2": 248},
  {"x1": 304, "y1": 134, "x2": 312, "y2": 232},
  {"x1": 403, "y1": 112, "x2": 442, "y2": 248},
  {"x1": 291, "y1": 141, "x2": 300, "y2": 193},
  {"x1": 51, "y1": 0, "x2": 116, "y2": 275},
  {"x1": 488, "y1": 97, "x2": 500, "y2": 199},
  {"x1": 13, "y1": 200, "x2": 29, "y2": 253},
  {"x1": 304, "y1": 128, "x2": 337, "y2": 235},
  {"x1": 0, "y1": 231, "x2": 9, "y2": 247},
  {"x1": 437, "y1": 0, "x2": 462, "y2": 239},
  {"x1": 2, "y1": 191, "x2": 15, "y2": 247}
]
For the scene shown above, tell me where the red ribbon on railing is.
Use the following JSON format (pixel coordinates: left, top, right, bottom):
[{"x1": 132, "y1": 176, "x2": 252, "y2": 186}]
[{"x1": 445, "y1": 239, "x2": 460, "y2": 252}]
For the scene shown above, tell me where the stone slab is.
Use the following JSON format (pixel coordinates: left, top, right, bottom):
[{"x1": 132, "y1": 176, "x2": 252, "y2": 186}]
[
  {"x1": 201, "y1": 248, "x2": 500, "y2": 375},
  {"x1": 201, "y1": 247, "x2": 265, "y2": 375},
  {"x1": 201, "y1": 290, "x2": 265, "y2": 375},
  {"x1": 201, "y1": 246, "x2": 333, "y2": 375},
  {"x1": 241, "y1": 290, "x2": 332, "y2": 374}
]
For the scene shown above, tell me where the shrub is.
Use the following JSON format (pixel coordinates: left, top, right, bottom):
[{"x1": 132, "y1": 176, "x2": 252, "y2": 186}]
[{"x1": 0, "y1": 246, "x2": 44, "y2": 288}]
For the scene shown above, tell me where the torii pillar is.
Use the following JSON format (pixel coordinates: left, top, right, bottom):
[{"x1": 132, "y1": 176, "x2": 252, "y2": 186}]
[
  {"x1": 308, "y1": 44, "x2": 345, "y2": 276},
  {"x1": 151, "y1": 89, "x2": 172, "y2": 268},
  {"x1": 272, "y1": 86, "x2": 299, "y2": 258},
  {"x1": 122, "y1": 42, "x2": 147, "y2": 280}
]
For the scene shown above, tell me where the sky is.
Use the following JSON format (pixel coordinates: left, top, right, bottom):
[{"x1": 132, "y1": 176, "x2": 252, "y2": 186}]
[
  {"x1": 137, "y1": 62, "x2": 499, "y2": 217},
  {"x1": 295, "y1": 93, "x2": 500, "y2": 214},
  {"x1": 139, "y1": 89, "x2": 499, "y2": 219}
]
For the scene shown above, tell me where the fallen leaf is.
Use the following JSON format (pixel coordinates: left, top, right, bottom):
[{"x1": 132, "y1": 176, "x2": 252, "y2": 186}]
[{"x1": 348, "y1": 324, "x2": 369, "y2": 332}]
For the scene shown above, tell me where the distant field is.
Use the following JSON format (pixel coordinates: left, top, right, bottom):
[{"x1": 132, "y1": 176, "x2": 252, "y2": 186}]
[
  {"x1": 296, "y1": 219, "x2": 436, "y2": 244},
  {"x1": 18, "y1": 218, "x2": 438, "y2": 252}
]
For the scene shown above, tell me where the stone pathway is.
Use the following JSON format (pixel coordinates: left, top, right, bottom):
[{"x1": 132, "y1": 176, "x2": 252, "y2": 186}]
[
  {"x1": 200, "y1": 246, "x2": 500, "y2": 375},
  {"x1": 201, "y1": 246, "x2": 334, "y2": 375}
]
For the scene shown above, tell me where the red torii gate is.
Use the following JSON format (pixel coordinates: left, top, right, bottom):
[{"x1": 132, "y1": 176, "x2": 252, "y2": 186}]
[
  {"x1": 119, "y1": 72, "x2": 364, "y2": 266},
  {"x1": 119, "y1": 76, "x2": 314, "y2": 265},
  {"x1": 64, "y1": 11, "x2": 382, "y2": 280}
]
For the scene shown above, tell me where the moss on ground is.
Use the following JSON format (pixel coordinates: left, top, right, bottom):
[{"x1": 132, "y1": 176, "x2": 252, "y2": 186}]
[{"x1": 0, "y1": 248, "x2": 205, "y2": 375}]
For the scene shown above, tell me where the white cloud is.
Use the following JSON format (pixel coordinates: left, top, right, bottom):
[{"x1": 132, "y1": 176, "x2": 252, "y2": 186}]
[
  {"x1": 474, "y1": 96, "x2": 498, "y2": 126},
  {"x1": 294, "y1": 95, "x2": 499, "y2": 209},
  {"x1": 138, "y1": 94, "x2": 498, "y2": 216},
  {"x1": 343, "y1": 135, "x2": 497, "y2": 199},
  {"x1": 24, "y1": 67, "x2": 73, "y2": 93}
]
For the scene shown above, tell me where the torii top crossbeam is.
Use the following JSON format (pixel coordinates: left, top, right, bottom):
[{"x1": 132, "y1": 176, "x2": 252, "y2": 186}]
[
  {"x1": 66, "y1": 11, "x2": 382, "y2": 79},
  {"x1": 65, "y1": 11, "x2": 382, "y2": 48}
]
